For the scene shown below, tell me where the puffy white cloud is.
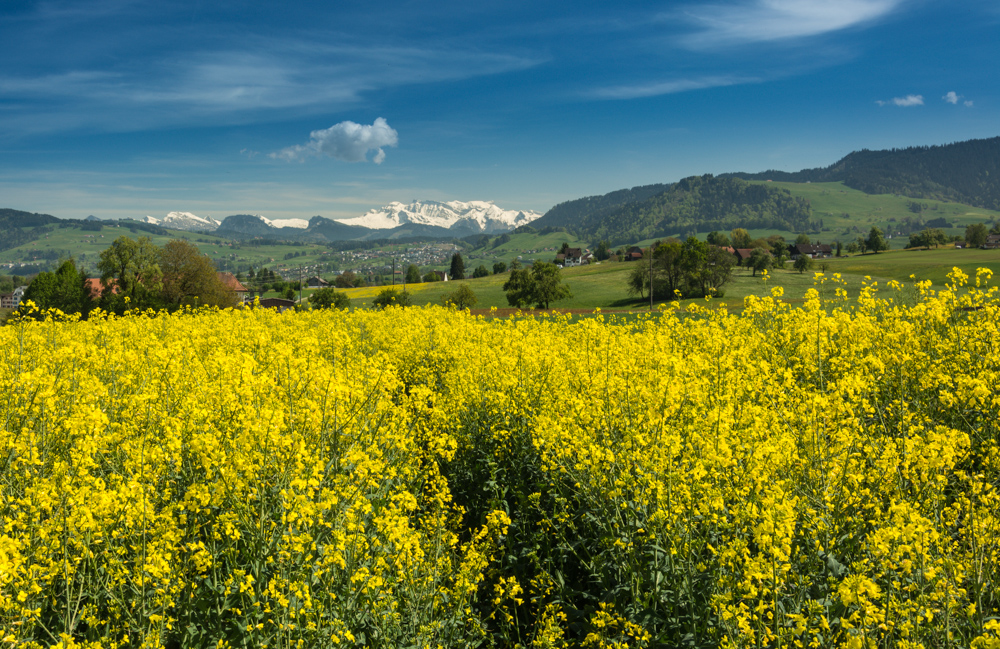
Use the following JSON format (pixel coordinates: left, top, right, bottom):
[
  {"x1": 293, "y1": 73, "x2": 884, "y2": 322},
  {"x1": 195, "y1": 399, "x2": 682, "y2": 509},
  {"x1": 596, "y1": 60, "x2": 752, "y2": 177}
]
[
  {"x1": 942, "y1": 92, "x2": 973, "y2": 107},
  {"x1": 876, "y1": 94, "x2": 923, "y2": 107},
  {"x1": 678, "y1": 0, "x2": 902, "y2": 48},
  {"x1": 272, "y1": 118, "x2": 398, "y2": 164}
]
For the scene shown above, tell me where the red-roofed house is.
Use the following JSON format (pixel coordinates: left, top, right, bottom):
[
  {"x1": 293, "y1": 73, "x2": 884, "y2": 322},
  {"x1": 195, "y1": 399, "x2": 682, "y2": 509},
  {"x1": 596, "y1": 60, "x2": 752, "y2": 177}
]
[{"x1": 217, "y1": 272, "x2": 250, "y2": 303}]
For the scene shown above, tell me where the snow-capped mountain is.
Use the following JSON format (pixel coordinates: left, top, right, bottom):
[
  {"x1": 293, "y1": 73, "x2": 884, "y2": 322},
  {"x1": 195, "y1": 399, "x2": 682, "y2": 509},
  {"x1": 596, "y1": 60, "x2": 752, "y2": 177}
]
[
  {"x1": 335, "y1": 200, "x2": 542, "y2": 233},
  {"x1": 259, "y1": 216, "x2": 309, "y2": 229},
  {"x1": 142, "y1": 212, "x2": 221, "y2": 231}
]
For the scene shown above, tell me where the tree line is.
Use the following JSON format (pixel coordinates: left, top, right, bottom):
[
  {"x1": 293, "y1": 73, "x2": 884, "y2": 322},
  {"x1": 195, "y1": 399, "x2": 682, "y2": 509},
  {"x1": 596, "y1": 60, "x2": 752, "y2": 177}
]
[
  {"x1": 18, "y1": 236, "x2": 241, "y2": 317},
  {"x1": 626, "y1": 237, "x2": 736, "y2": 300}
]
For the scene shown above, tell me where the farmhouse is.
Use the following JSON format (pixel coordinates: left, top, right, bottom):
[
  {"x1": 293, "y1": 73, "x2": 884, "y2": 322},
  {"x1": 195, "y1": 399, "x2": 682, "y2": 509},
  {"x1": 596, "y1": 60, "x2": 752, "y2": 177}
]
[
  {"x1": 217, "y1": 272, "x2": 250, "y2": 303},
  {"x1": 306, "y1": 276, "x2": 329, "y2": 288},
  {"x1": 788, "y1": 244, "x2": 833, "y2": 260},
  {"x1": 0, "y1": 286, "x2": 27, "y2": 309}
]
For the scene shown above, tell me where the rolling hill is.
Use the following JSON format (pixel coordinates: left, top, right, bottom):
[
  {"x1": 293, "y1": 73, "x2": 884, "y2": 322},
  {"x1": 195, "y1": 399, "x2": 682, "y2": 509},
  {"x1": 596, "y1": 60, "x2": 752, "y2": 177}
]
[
  {"x1": 725, "y1": 136, "x2": 1000, "y2": 210},
  {"x1": 533, "y1": 175, "x2": 814, "y2": 245}
]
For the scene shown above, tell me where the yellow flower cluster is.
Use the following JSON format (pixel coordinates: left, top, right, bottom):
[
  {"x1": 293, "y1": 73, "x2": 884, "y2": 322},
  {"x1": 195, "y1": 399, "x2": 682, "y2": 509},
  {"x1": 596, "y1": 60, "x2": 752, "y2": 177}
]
[{"x1": 1, "y1": 267, "x2": 999, "y2": 648}]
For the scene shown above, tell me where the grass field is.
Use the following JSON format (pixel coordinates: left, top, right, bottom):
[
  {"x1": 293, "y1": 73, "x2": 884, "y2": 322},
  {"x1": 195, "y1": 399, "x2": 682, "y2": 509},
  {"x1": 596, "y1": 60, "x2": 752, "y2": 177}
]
[
  {"x1": 337, "y1": 244, "x2": 1000, "y2": 312},
  {"x1": 761, "y1": 181, "x2": 1000, "y2": 242}
]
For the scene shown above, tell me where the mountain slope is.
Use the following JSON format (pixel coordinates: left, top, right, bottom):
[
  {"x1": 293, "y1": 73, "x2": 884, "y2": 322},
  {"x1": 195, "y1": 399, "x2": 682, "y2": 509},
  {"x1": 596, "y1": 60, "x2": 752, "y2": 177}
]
[
  {"x1": 0, "y1": 208, "x2": 62, "y2": 252},
  {"x1": 534, "y1": 175, "x2": 813, "y2": 245},
  {"x1": 726, "y1": 136, "x2": 1000, "y2": 210}
]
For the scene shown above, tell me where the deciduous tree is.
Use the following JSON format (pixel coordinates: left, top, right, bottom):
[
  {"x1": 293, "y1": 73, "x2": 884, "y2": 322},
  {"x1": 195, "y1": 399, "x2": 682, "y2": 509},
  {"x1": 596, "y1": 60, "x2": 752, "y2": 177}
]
[
  {"x1": 20, "y1": 259, "x2": 93, "y2": 316},
  {"x1": 966, "y1": 223, "x2": 989, "y2": 248},
  {"x1": 159, "y1": 239, "x2": 235, "y2": 308},
  {"x1": 308, "y1": 287, "x2": 351, "y2": 309},
  {"x1": 97, "y1": 235, "x2": 162, "y2": 312},
  {"x1": 866, "y1": 226, "x2": 889, "y2": 254},
  {"x1": 443, "y1": 283, "x2": 478, "y2": 309},
  {"x1": 372, "y1": 288, "x2": 412, "y2": 308},
  {"x1": 748, "y1": 247, "x2": 773, "y2": 277}
]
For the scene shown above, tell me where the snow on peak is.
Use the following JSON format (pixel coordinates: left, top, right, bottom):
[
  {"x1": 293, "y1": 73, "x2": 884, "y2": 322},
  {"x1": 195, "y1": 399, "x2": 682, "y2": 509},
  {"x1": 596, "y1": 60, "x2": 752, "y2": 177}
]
[
  {"x1": 259, "y1": 216, "x2": 310, "y2": 229},
  {"x1": 334, "y1": 199, "x2": 542, "y2": 232},
  {"x1": 143, "y1": 212, "x2": 222, "y2": 231}
]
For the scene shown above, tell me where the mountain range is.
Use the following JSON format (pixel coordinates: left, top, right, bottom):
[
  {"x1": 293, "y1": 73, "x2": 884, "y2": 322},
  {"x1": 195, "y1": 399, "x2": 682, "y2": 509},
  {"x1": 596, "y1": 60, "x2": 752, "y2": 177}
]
[
  {"x1": 3, "y1": 135, "x2": 999, "y2": 250},
  {"x1": 98, "y1": 200, "x2": 543, "y2": 242}
]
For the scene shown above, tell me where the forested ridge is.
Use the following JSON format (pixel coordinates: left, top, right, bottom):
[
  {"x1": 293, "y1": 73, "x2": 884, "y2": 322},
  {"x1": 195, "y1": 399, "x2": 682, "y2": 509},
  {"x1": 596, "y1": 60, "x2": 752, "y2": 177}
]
[
  {"x1": 534, "y1": 175, "x2": 813, "y2": 245},
  {"x1": 0, "y1": 209, "x2": 60, "y2": 253},
  {"x1": 726, "y1": 136, "x2": 1000, "y2": 209}
]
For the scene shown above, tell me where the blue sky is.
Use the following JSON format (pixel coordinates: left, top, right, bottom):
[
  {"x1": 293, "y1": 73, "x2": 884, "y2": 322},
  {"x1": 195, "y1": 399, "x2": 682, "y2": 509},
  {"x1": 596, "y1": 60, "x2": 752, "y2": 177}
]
[{"x1": 1, "y1": 0, "x2": 996, "y2": 220}]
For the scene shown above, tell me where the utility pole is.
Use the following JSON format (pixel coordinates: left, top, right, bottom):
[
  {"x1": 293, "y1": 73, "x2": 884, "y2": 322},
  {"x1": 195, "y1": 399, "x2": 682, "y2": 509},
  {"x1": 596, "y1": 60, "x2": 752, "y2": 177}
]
[
  {"x1": 298, "y1": 265, "x2": 302, "y2": 303},
  {"x1": 649, "y1": 244, "x2": 653, "y2": 310},
  {"x1": 392, "y1": 257, "x2": 396, "y2": 287}
]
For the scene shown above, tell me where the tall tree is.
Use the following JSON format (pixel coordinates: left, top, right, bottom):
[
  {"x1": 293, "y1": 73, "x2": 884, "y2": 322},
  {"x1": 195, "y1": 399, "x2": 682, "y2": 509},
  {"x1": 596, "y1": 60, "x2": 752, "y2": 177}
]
[
  {"x1": 706, "y1": 231, "x2": 731, "y2": 247},
  {"x1": 794, "y1": 254, "x2": 812, "y2": 274},
  {"x1": 966, "y1": 223, "x2": 989, "y2": 248},
  {"x1": 97, "y1": 236, "x2": 162, "y2": 312},
  {"x1": 449, "y1": 253, "x2": 466, "y2": 280},
  {"x1": 654, "y1": 240, "x2": 686, "y2": 298},
  {"x1": 405, "y1": 264, "x2": 422, "y2": 284},
  {"x1": 20, "y1": 259, "x2": 93, "y2": 317},
  {"x1": 159, "y1": 239, "x2": 235, "y2": 308},
  {"x1": 527, "y1": 261, "x2": 571, "y2": 309},
  {"x1": 502, "y1": 268, "x2": 534, "y2": 308},
  {"x1": 730, "y1": 228, "x2": 752, "y2": 249},
  {"x1": 866, "y1": 226, "x2": 889, "y2": 254},
  {"x1": 335, "y1": 271, "x2": 357, "y2": 288},
  {"x1": 594, "y1": 240, "x2": 611, "y2": 261},
  {"x1": 748, "y1": 247, "x2": 773, "y2": 277}
]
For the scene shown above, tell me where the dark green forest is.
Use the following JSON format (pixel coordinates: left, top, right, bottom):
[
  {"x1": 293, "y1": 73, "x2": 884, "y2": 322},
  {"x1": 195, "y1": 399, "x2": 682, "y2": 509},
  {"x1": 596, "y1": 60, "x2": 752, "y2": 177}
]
[
  {"x1": 534, "y1": 175, "x2": 813, "y2": 245},
  {"x1": 726, "y1": 136, "x2": 1000, "y2": 209}
]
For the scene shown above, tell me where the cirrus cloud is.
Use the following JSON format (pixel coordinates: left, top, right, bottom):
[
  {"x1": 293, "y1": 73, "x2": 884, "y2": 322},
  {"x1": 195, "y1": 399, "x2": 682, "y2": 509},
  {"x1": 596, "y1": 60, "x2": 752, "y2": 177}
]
[
  {"x1": 677, "y1": 0, "x2": 904, "y2": 49},
  {"x1": 271, "y1": 118, "x2": 398, "y2": 164}
]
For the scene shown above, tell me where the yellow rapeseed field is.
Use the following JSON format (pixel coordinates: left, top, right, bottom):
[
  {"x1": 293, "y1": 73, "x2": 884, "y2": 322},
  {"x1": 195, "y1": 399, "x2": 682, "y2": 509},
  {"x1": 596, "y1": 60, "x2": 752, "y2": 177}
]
[{"x1": 1, "y1": 269, "x2": 999, "y2": 649}]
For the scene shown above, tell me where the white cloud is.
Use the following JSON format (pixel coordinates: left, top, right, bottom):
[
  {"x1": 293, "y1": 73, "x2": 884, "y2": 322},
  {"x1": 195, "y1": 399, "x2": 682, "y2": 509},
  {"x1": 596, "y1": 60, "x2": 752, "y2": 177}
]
[
  {"x1": 943, "y1": 92, "x2": 974, "y2": 107},
  {"x1": 876, "y1": 94, "x2": 923, "y2": 107},
  {"x1": 587, "y1": 76, "x2": 751, "y2": 100},
  {"x1": 677, "y1": 0, "x2": 903, "y2": 48},
  {"x1": 271, "y1": 118, "x2": 399, "y2": 164}
]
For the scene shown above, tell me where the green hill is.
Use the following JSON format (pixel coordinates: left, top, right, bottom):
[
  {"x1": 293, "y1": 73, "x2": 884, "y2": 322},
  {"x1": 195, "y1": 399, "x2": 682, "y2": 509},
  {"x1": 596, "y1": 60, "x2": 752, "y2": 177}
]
[
  {"x1": 0, "y1": 208, "x2": 61, "y2": 253},
  {"x1": 533, "y1": 175, "x2": 813, "y2": 245},
  {"x1": 727, "y1": 136, "x2": 1000, "y2": 210}
]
